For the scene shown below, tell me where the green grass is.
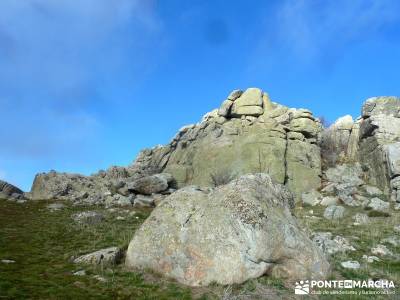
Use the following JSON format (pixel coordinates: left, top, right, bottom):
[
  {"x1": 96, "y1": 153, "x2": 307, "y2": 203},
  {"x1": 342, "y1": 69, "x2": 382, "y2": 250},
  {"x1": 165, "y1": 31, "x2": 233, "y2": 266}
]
[
  {"x1": 1, "y1": 199, "x2": 399, "y2": 299},
  {"x1": 0, "y1": 200, "x2": 193, "y2": 299}
]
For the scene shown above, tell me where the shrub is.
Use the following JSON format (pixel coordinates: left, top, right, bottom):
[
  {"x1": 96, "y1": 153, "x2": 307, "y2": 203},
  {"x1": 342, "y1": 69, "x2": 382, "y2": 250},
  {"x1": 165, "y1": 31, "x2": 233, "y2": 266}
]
[
  {"x1": 367, "y1": 210, "x2": 390, "y2": 218},
  {"x1": 210, "y1": 170, "x2": 236, "y2": 187}
]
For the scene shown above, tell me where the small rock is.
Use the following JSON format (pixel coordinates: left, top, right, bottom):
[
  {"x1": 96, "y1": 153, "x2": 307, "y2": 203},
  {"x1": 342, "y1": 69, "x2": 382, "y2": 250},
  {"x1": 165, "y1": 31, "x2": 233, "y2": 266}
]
[
  {"x1": 47, "y1": 203, "x2": 65, "y2": 211},
  {"x1": 301, "y1": 190, "x2": 321, "y2": 206},
  {"x1": 341, "y1": 261, "x2": 360, "y2": 269},
  {"x1": 73, "y1": 270, "x2": 86, "y2": 276},
  {"x1": 312, "y1": 232, "x2": 355, "y2": 255},
  {"x1": 321, "y1": 183, "x2": 336, "y2": 194},
  {"x1": 74, "y1": 247, "x2": 123, "y2": 266},
  {"x1": 371, "y1": 244, "x2": 393, "y2": 256},
  {"x1": 72, "y1": 211, "x2": 105, "y2": 225},
  {"x1": 394, "y1": 203, "x2": 400, "y2": 211},
  {"x1": 362, "y1": 255, "x2": 380, "y2": 263},
  {"x1": 381, "y1": 236, "x2": 400, "y2": 247},
  {"x1": 394, "y1": 225, "x2": 400, "y2": 234},
  {"x1": 133, "y1": 195, "x2": 154, "y2": 208},
  {"x1": 323, "y1": 205, "x2": 345, "y2": 220},
  {"x1": 320, "y1": 196, "x2": 340, "y2": 206},
  {"x1": 353, "y1": 194, "x2": 370, "y2": 206},
  {"x1": 1, "y1": 259, "x2": 15, "y2": 264},
  {"x1": 93, "y1": 275, "x2": 107, "y2": 282},
  {"x1": 116, "y1": 216, "x2": 125, "y2": 221},
  {"x1": 352, "y1": 213, "x2": 369, "y2": 225},
  {"x1": 363, "y1": 185, "x2": 383, "y2": 197},
  {"x1": 366, "y1": 198, "x2": 390, "y2": 212}
]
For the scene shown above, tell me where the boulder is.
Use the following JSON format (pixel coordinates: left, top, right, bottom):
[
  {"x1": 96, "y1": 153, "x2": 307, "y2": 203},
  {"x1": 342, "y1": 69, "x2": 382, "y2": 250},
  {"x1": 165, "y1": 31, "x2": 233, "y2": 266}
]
[
  {"x1": 231, "y1": 105, "x2": 264, "y2": 117},
  {"x1": 362, "y1": 185, "x2": 383, "y2": 197},
  {"x1": 312, "y1": 232, "x2": 355, "y2": 255},
  {"x1": 125, "y1": 174, "x2": 329, "y2": 286},
  {"x1": 362, "y1": 255, "x2": 380, "y2": 263},
  {"x1": 133, "y1": 195, "x2": 155, "y2": 207},
  {"x1": 323, "y1": 205, "x2": 345, "y2": 220},
  {"x1": 218, "y1": 100, "x2": 234, "y2": 117},
  {"x1": 320, "y1": 196, "x2": 339, "y2": 206},
  {"x1": 47, "y1": 203, "x2": 65, "y2": 212},
  {"x1": 340, "y1": 261, "x2": 360, "y2": 269},
  {"x1": 301, "y1": 190, "x2": 322, "y2": 206},
  {"x1": 324, "y1": 164, "x2": 364, "y2": 186},
  {"x1": 74, "y1": 247, "x2": 123, "y2": 266},
  {"x1": 371, "y1": 244, "x2": 392, "y2": 257},
  {"x1": 352, "y1": 213, "x2": 369, "y2": 225},
  {"x1": 30, "y1": 171, "x2": 106, "y2": 202},
  {"x1": 127, "y1": 174, "x2": 172, "y2": 195},
  {"x1": 72, "y1": 211, "x2": 105, "y2": 225},
  {"x1": 366, "y1": 198, "x2": 390, "y2": 212}
]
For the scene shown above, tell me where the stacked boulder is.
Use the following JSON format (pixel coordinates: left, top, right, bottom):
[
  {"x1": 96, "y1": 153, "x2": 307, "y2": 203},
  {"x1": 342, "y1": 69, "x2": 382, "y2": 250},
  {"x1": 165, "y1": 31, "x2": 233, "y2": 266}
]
[
  {"x1": 133, "y1": 88, "x2": 323, "y2": 198},
  {"x1": 29, "y1": 168, "x2": 176, "y2": 207}
]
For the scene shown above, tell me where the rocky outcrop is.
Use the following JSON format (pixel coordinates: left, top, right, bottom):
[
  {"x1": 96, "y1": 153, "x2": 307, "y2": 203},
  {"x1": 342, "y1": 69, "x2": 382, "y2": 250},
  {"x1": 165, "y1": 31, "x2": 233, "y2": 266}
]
[
  {"x1": 125, "y1": 173, "x2": 329, "y2": 286},
  {"x1": 29, "y1": 168, "x2": 175, "y2": 207},
  {"x1": 358, "y1": 97, "x2": 400, "y2": 201},
  {"x1": 0, "y1": 180, "x2": 23, "y2": 200},
  {"x1": 132, "y1": 88, "x2": 322, "y2": 198}
]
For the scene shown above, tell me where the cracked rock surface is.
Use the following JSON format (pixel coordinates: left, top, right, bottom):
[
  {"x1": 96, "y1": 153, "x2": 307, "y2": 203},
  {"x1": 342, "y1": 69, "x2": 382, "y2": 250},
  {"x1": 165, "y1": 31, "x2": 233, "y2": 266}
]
[{"x1": 125, "y1": 173, "x2": 329, "y2": 286}]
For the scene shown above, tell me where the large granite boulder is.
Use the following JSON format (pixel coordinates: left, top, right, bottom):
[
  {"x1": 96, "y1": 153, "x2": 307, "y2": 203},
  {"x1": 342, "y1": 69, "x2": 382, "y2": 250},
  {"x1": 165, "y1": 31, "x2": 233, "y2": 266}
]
[
  {"x1": 131, "y1": 88, "x2": 323, "y2": 198},
  {"x1": 0, "y1": 180, "x2": 23, "y2": 199},
  {"x1": 125, "y1": 173, "x2": 330, "y2": 286}
]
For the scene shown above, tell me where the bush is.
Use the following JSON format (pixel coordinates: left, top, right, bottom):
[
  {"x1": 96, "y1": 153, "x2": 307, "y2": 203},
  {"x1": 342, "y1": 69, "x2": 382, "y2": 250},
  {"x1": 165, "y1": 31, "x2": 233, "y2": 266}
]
[{"x1": 210, "y1": 170, "x2": 236, "y2": 187}]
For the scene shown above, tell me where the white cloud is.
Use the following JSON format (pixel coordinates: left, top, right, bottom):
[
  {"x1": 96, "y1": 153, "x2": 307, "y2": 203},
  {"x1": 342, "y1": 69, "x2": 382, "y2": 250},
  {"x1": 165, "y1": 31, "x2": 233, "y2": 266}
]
[{"x1": 0, "y1": 0, "x2": 166, "y2": 159}]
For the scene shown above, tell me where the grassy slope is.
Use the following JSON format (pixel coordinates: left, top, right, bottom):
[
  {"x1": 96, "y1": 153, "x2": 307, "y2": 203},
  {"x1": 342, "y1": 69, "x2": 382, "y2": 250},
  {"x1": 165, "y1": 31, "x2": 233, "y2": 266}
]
[
  {"x1": 0, "y1": 200, "x2": 291, "y2": 300},
  {"x1": 0, "y1": 200, "x2": 193, "y2": 300},
  {"x1": 0, "y1": 199, "x2": 399, "y2": 299}
]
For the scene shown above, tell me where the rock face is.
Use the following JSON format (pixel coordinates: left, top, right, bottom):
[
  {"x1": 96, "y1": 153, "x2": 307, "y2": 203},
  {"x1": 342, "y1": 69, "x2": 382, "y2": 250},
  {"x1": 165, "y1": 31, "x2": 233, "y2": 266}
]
[
  {"x1": 320, "y1": 115, "x2": 361, "y2": 166},
  {"x1": 132, "y1": 88, "x2": 322, "y2": 198},
  {"x1": 358, "y1": 97, "x2": 400, "y2": 199},
  {"x1": 125, "y1": 174, "x2": 329, "y2": 286},
  {"x1": 0, "y1": 180, "x2": 23, "y2": 199}
]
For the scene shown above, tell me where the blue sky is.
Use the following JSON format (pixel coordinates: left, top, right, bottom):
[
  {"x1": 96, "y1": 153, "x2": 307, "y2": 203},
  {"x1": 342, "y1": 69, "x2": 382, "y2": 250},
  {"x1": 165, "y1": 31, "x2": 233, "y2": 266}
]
[{"x1": 1, "y1": 0, "x2": 400, "y2": 191}]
